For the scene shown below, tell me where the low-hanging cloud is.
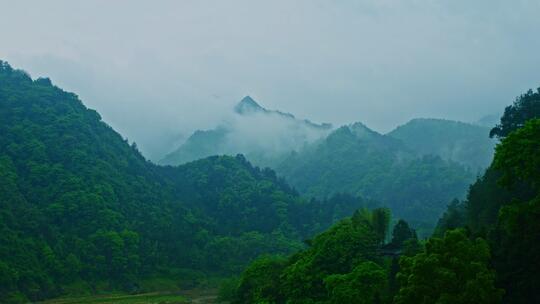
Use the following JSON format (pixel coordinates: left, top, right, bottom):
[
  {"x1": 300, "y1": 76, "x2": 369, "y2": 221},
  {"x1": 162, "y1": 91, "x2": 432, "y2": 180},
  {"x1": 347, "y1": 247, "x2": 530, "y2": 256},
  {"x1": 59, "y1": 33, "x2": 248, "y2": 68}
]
[{"x1": 222, "y1": 109, "x2": 332, "y2": 160}]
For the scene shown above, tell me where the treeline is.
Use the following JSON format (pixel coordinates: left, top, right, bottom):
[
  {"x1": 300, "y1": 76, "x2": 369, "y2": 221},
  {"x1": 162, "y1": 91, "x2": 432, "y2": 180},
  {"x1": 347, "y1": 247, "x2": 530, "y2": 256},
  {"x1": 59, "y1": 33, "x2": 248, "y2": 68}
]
[
  {"x1": 225, "y1": 87, "x2": 540, "y2": 303},
  {"x1": 0, "y1": 61, "x2": 377, "y2": 303}
]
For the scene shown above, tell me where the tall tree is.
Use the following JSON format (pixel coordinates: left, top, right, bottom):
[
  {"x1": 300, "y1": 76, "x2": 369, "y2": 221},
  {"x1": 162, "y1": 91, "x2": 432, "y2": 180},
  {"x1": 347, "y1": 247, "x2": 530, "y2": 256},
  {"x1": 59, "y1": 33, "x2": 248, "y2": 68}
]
[
  {"x1": 395, "y1": 229, "x2": 503, "y2": 304},
  {"x1": 371, "y1": 208, "x2": 391, "y2": 245},
  {"x1": 390, "y1": 219, "x2": 416, "y2": 249}
]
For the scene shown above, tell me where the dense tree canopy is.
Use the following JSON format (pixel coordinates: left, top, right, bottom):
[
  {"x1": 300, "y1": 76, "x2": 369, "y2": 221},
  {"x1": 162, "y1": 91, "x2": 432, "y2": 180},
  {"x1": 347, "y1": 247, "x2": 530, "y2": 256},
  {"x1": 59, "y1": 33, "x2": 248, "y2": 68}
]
[
  {"x1": 276, "y1": 123, "x2": 475, "y2": 230},
  {"x1": 230, "y1": 209, "x2": 421, "y2": 304},
  {"x1": 395, "y1": 229, "x2": 503, "y2": 304},
  {"x1": 0, "y1": 61, "x2": 373, "y2": 302},
  {"x1": 232, "y1": 86, "x2": 540, "y2": 304},
  {"x1": 2, "y1": 60, "x2": 539, "y2": 304},
  {"x1": 490, "y1": 87, "x2": 540, "y2": 138},
  {"x1": 437, "y1": 91, "x2": 540, "y2": 303},
  {"x1": 493, "y1": 119, "x2": 540, "y2": 190}
]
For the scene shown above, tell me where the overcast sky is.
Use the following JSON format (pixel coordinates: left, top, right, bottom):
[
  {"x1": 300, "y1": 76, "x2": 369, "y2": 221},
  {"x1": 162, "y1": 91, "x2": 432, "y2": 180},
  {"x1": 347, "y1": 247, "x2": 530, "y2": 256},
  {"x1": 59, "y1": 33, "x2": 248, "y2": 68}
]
[{"x1": 1, "y1": 0, "x2": 539, "y2": 159}]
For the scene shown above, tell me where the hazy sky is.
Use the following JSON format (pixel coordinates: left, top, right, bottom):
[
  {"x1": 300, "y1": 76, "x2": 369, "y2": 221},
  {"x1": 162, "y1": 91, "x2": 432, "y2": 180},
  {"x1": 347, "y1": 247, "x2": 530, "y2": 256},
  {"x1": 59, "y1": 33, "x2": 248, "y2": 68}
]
[{"x1": 1, "y1": 0, "x2": 539, "y2": 159}]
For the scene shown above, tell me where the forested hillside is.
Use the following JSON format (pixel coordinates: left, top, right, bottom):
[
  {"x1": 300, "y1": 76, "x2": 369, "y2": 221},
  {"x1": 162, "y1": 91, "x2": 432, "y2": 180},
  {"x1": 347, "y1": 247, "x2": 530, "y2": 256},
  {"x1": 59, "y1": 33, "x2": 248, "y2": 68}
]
[
  {"x1": 229, "y1": 87, "x2": 540, "y2": 304},
  {"x1": 0, "y1": 61, "x2": 371, "y2": 303},
  {"x1": 435, "y1": 88, "x2": 540, "y2": 303},
  {"x1": 387, "y1": 118, "x2": 495, "y2": 170},
  {"x1": 162, "y1": 105, "x2": 492, "y2": 233},
  {"x1": 275, "y1": 122, "x2": 475, "y2": 228},
  {"x1": 227, "y1": 209, "x2": 501, "y2": 304}
]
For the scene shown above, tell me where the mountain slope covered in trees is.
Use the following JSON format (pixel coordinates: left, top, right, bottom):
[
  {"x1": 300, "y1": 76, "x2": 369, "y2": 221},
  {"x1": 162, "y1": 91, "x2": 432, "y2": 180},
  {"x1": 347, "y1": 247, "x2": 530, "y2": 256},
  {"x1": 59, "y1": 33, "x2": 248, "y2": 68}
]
[
  {"x1": 0, "y1": 61, "x2": 370, "y2": 303},
  {"x1": 387, "y1": 118, "x2": 495, "y2": 170},
  {"x1": 435, "y1": 88, "x2": 540, "y2": 303},
  {"x1": 228, "y1": 87, "x2": 540, "y2": 304},
  {"x1": 161, "y1": 104, "x2": 493, "y2": 232},
  {"x1": 275, "y1": 122, "x2": 475, "y2": 228}
]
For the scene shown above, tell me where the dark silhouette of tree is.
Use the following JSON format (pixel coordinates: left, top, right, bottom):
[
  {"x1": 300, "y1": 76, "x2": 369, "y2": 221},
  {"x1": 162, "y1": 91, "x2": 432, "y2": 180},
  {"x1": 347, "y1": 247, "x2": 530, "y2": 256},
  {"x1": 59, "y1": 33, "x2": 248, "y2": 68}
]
[{"x1": 390, "y1": 219, "x2": 416, "y2": 249}]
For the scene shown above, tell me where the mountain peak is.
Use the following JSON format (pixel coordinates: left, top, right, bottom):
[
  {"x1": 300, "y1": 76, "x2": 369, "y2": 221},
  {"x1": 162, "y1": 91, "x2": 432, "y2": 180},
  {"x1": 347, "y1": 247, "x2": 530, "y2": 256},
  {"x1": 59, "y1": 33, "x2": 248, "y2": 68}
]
[
  {"x1": 349, "y1": 122, "x2": 380, "y2": 139},
  {"x1": 234, "y1": 96, "x2": 266, "y2": 114}
]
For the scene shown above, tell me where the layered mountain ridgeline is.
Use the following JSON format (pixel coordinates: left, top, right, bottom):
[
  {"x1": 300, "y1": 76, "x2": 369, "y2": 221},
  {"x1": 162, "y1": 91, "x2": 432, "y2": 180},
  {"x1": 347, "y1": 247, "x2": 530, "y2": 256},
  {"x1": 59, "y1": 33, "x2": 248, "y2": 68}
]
[
  {"x1": 387, "y1": 118, "x2": 496, "y2": 170},
  {"x1": 159, "y1": 96, "x2": 333, "y2": 167},
  {"x1": 275, "y1": 122, "x2": 476, "y2": 230},
  {"x1": 161, "y1": 100, "x2": 493, "y2": 231},
  {"x1": 225, "y1": 87, "x2": 540, "y2": 304},
  {"x1": 0, "y1": 61, "x2": 372, "y2": 303}
]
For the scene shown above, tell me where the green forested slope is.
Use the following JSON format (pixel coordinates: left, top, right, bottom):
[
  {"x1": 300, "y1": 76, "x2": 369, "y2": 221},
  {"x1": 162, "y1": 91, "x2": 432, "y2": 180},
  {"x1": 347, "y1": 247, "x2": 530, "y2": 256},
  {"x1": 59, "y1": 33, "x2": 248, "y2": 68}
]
[
  {"x1": 275, "y1": 122, "x2": 475, "y2": 227},
  {"x1": 387, "y1": 118, "x2": 495, "y2": 170},
  {"x1": 428, "y1": 88, "x2": 540, "y2": 303},
  {"x1": 230, "y1": 87, "x2": 540, "y2": 304},
  {"x1": 0, "y1": 61, "x2": 370, "y2": 303}
]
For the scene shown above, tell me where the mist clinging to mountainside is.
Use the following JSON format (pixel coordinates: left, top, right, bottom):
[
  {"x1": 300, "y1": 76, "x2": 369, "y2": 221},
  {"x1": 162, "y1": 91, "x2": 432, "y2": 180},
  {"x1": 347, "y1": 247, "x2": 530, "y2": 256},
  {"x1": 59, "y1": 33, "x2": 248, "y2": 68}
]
[
  {"x1": 160, "y1": 96, "x2": 333, "y2": 166},
  {"x1": 1, "y1": 0, "x2": 539, "y2": 159}
]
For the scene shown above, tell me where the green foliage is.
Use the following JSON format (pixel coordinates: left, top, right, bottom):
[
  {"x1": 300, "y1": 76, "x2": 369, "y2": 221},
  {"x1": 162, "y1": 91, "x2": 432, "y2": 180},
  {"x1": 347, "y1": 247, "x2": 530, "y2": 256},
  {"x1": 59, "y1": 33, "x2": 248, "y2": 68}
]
[
  {"x1": 490, "y1": 87, "x2": 540, "y2": 138},
  {"x1": 390, "y1": 219, "x2": 417, "y2": 249},
  {"x1": 233, "y1": 256, "x2": 287, "y2": 304},
  {"x1": 372, "y1": 208, "x2": 391, "y2": 245},
  {"x1": 217, "y1": 277, "x2": 241, "y2": 303},
  {"x1": 230, "y1": 86, "x2": 540, "y2": 304},
  {"x1": 493, "y1": 119, "x2": 540, "y2": 190},
  {"x1": 324, "y1": 261, "x2": 387, "y2": 304},
  {"x1": 432, "y1": 199, "x2": 465, "y2": 237},
  {"x1": 0, "y1": 61, "x2": 371, "y2": 302},
  {"x1": 395, "y1": 229, "x2": 503, "y2": 304},
  {"x1": 280, "y1": 217, "x2": 379, "y2": 303},
  {"x1": 40, "y1": 292, "x2": 188, "y2": 303},
  {"x1": 3, "y1": 61, "x2": 540, "y2": 304},
  {"x1": 488, "y1": 118, "x2": 540, "y2": 302},
  {"x1": 492, "y1": 196, "x2": 540, "y2": 303},
  {"x1": 463, "y1": 167, "x2": 533, "y2": 235},
  {"x1": 435, "y1": 94, "x2": 540, "y2": 303},
  {"x1": 232, "y1": 209, "x2": 386, "y2": 304}
]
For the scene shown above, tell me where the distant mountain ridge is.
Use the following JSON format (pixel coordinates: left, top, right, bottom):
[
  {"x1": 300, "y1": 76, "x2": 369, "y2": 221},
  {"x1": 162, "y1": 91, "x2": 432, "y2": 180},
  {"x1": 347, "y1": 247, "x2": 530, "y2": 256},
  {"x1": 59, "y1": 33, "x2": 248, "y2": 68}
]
[
  {"x1": 274, "y1": 122, "x2": 475, "y2": 230},
  {"x1": 160, "y1": 99, "x2": 495, "y2": 231},
  {"x1": 234, "y1": 96, "x2": 332, "y2": 130},
  {"x1": 160, "y1": 96, "x2": 333, "y2": 166},
  {"x1": 387, "y1": 118, "x2": 496, "y2": 170}
]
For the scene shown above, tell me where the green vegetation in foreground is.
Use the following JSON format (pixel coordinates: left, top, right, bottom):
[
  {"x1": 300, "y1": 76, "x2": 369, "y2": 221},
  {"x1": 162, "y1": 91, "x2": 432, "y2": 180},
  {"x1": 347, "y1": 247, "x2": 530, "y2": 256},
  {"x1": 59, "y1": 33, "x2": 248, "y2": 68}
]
[
  {"x1": 226, "y1": 87, "x2": 540, "y2": 304},
  {"x1": 0, "y1": 61, "x2": 377, "y2": 303},
  {"x1": 223, "y1": 207, "x2": 422, "y2": 303},
  {"x1": 40, "y1": 292, "x2": 187, "y2": 304}
]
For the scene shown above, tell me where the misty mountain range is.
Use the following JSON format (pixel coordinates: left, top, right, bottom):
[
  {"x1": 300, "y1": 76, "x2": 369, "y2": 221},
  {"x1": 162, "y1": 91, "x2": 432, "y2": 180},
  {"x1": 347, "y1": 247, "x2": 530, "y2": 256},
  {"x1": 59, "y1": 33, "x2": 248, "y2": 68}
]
[
  {"x1": 3, "y1": 59, "x2": 535, "y2": 303},
  {"x1": 160, "y1": 96, "x2": 333, "y2": 167},
  {"x1": 162, "y1": 96, "x2": 495, "y2": 172},
  {"x1": 159, "y1": 97, "x2": 495, "y2": 228}
]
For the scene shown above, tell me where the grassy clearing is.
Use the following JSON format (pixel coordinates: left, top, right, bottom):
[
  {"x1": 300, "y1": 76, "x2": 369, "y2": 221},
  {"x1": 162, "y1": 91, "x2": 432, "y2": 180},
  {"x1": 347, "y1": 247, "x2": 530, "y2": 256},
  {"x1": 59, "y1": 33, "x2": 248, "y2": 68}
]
[{"x1": 40, "y1": 292, "x2": 188, "y2": 304}]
